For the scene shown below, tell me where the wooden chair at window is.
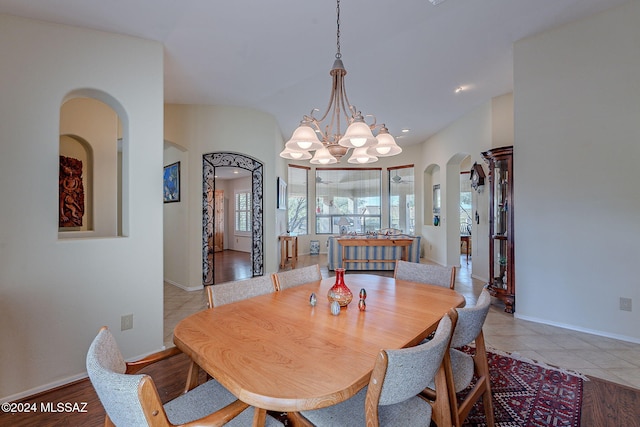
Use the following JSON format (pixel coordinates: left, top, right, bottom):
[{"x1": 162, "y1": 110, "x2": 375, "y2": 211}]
[{"x1": 394, "y1": 259, "x2": 456, "y2": 289}]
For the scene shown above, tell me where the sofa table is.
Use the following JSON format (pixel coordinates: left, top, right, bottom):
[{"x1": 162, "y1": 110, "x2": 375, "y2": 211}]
[{"x1": 337, "y1": 237, "x2": 413, "y2": 267}]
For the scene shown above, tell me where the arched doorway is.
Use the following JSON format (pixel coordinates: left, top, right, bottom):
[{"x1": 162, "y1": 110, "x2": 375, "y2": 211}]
[{"x1": 202, "y1": 152, "x2": 264, "y2": 285}]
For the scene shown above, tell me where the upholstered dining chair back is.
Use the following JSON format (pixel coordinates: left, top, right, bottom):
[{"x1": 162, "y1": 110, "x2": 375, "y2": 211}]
[
  {"x1": 394, "y1": 260, "x2": 456, "y2": 289},
  {"x1": 299, "y1": 311, "x2": 456, "y2": 427},
  {"x1": 86, "y1": 327, "x2": 149, "y2": 426},
  {"x1": 424, "y1": 288, "x2": 495, "y2": 427},
  {"x1": 450, "y1": 288, "x2": 491, "y2": 349},
  {"x1": 206, "y1": 275, "x2": 276, "y2": 308},
  {"x1": 87, "y1": 326, "x2": 284, "y2": 427},
  {"x1": 272, "y1": 264, "x2": 322, "y2": 291}
]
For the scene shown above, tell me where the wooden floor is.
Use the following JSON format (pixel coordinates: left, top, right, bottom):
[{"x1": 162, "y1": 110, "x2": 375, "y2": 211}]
[{"x1": 3, "y1": 252, "x2": 639, "y2": 426}]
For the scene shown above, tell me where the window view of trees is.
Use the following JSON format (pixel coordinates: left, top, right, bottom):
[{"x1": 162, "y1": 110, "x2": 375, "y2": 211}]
[
  {"x1": 287, "y1": 165, "x2": 308, "y2": 234},
  {"x1": 460, "y1": 172, "x2": 472, "y2": 234},
  {"x1": 389, "y1": 166, "x2": 415, "y2": 234}
]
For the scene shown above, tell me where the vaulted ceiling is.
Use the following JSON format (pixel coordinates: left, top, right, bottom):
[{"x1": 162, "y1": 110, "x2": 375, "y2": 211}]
[{"x1": 0, "y1": 0, "x2": 626, "y2": 147}]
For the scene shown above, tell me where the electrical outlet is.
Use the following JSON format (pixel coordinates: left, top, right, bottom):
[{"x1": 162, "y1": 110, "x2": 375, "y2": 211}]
[
  {"x1": 620, "y1": 298, "x2": 632, "y2": 312},
  {"x1": 121, "y1": 314, "x2": 134, "y2": 330}
]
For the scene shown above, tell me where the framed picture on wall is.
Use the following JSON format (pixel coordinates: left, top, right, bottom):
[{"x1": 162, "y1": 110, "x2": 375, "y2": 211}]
[
  {"x1": 164, "y1": 162, "x2": 180, "y2": 203},
  {"x1": 277, "y1": 177, "x2": 287, "y2": 210}
]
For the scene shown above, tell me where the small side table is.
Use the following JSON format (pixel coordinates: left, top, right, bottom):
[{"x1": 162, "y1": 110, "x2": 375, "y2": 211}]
[
  {"x1": 460, "y1": 234, "x2": 471, "y2": 264},
  {"x1": 279, "y1": 234, "x2": 298, "y2": 269}
]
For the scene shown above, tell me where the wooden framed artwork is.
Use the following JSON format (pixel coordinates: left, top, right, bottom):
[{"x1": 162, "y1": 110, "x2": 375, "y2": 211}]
[
  {"x1": 164, "y1": 161, "x2": 180, "y2": 203},
  {"x1": 277, "y1": 177, "x2": 287, "y2": 210}
]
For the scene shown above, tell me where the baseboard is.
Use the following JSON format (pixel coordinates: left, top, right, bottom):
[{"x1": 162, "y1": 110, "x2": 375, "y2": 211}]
[
  {"x1": 1, "y1": 372, "x2": 88, "y2": 403},
  {"x1": 514, "y1": 313, "x2": 640, "y2": 345},
  {"x1": 0, "y1": 346, "x2": 168, "y2": 403},
  {"x1": 472, "y1": 273, "x2": 489, "y2": 283},
  {"x1": 164, "y1": 279, "x2": 202, "y2": 292}
]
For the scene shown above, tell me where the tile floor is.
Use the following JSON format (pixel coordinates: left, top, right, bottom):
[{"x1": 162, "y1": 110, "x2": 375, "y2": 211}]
[{"x1": 164, "y1": 254, "x2": 640, "y2": 389}]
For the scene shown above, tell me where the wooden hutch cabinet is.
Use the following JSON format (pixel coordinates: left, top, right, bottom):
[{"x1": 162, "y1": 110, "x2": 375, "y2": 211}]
[{"x1": 482, "y1": 146, "x2": 515, "y2": 313}]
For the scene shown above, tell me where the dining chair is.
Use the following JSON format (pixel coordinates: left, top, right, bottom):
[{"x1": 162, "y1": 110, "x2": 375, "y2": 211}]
[
  {"x1": 394, "y1": 259, "x2": 456, "y2": 289},
  {"x1": 271, "y1": 264, "x2": 322, "y2": 291},
  {"x1": 422, "y1": 288, "x2": 495, "y2": 427},
  {"x1": 206, "y1": 275, "x2": 276, "y2": 308},
  {"x1": 86, "y1": 326, "x2": 284, "y2": 427},
  {"x1": 297, "y1": 311, "x2": 457, "y2": 427}
]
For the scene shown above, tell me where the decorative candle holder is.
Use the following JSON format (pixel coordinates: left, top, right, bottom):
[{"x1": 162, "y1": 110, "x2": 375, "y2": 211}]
[{"x1": 327, "y1": 268, "x2": 353, "y2": 307}]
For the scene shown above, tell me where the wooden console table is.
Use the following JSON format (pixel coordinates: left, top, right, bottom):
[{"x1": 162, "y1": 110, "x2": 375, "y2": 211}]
[
  {"x1": 337, "y1": 237, "x2": 413, "y2": 267},
  {"x1": 279, "y1": 234, "x2": 298, "y2": 269}
]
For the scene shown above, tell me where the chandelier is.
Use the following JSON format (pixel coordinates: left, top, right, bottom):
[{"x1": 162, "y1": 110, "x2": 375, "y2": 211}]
[{"x1": 279, "y1": 0, "x2": 402, "y2": 165}]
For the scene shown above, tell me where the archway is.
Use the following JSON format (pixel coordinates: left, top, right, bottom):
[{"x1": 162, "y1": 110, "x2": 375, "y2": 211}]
[{"x1": 202, "y1": 152, "x2": 264, "y2": 285}]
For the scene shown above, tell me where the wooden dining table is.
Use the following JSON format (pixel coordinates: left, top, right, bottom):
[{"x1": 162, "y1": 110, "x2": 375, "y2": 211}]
[{"x1": 173, "y1": 274, "x2": 465, "y2": 426}]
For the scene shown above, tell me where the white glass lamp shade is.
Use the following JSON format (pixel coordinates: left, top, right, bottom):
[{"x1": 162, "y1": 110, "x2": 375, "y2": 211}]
[
  {"x1": 368, "y1": 128, "x2": 402, "y2": 157},
  {"x1": 285, "y1": 124, "x2": 324, "y2": 151},
  {"x1": 347, "y1": 147, "x2": 378, "y2": 164},
  {"x1": 280, "y1": 147, "x2": 312, "y2": 160},
  {"x1": 310, "y1": 147, "x2": 338, "y2": 164},
  {"x1": 338, "y1": 120, "x2": 377, "y2": 149}
]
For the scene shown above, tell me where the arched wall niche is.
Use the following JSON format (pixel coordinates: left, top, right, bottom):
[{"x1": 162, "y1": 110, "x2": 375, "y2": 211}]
[
  {"x1": 202, "y1": 152, "x2": 264, "y2": 285},
  {"x1": 60, "y1": 89, "x2": 128, "y2": 238}
]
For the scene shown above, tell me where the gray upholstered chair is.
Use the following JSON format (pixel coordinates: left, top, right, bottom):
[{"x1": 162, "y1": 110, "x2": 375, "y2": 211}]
[
  {"x1": 298, "y1": 311, "x2": 457, "y2": 427},
  {"x1": 272, "y1": 264, "x2": 322, "y2": 291},
  {"x1": 86, "y1": 326, "x2": 284, "y2": 427},
  {"x1": 206, "y1": 275, "x2": 276, "y2": 308},
  {"x1": 394, "y1": 259, "x2": 456, "y2": 289},
  {"x1": 423, "y1": 288, "x2": 495, "y2": 427}
]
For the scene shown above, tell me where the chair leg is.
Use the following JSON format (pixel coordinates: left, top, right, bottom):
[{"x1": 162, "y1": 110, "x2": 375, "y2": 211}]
[
  {"x1": 474, "y1": 331, "x2": 495, "y2": 427},
  {"x1": 183, "y1": 360, "x2": 201, "y2": 393}
]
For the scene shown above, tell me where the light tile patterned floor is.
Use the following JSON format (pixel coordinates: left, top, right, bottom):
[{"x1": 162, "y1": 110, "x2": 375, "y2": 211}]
[{"x1": 164, "y1": 254, "x2": 640, "y2": 389}]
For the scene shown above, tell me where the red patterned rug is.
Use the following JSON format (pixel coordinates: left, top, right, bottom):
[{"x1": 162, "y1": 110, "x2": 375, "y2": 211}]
[{"x1": 460, "y1": 347, "x2": 584, "y2": 427}]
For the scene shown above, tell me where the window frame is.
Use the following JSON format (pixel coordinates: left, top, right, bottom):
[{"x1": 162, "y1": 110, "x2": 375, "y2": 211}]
[
  {"x1": 234, "y1": 189, "x2": 252, "y2": 235},
  {"x1": 315, "y1": 168, "x2": 382, "y2": 235}
]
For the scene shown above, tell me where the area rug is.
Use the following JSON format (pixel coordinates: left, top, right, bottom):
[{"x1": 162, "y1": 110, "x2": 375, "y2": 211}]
[{"x1": 460, "y1": 347, "x2": 584, "y2": 427}]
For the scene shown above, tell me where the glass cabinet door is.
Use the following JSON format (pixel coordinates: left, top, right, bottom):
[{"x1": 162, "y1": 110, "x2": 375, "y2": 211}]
[{"x1": 483, "y1": 146, "x2": 514, "y2": 313}]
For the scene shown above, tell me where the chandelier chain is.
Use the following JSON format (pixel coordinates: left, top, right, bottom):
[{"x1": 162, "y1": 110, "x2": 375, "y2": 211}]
[{"x1": 335, "y1": 0, "x2": 341, "y2": 59}]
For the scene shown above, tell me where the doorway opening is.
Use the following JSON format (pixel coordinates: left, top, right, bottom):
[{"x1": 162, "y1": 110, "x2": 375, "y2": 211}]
[{"x1": 202, "y1": 152, "x2": 264, "y2": 285}]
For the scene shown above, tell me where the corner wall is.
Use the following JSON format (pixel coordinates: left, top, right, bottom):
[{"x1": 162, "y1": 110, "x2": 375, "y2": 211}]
[
  {"x1": 0, "y1": 15, "x2": 164, "y2": 399},
  {"x1": 514, "y1": 0, "x2": 640, "y2": 341},
  {"x1": 164, "y1": 104, "x2": 284, "y2": 289}
]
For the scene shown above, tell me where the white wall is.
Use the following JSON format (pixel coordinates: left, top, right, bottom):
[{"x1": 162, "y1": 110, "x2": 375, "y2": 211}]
[
  {"x1": 514, "y1": 0, "x2": 640, "y2": 341},
  {"x1": 164, "y1": 104, "x2": 285, "y2": 289},
  {"x1": 163, "y1": 142, "x2": 189, "y2": 289},
  {"x1": 0, "y1": 15, "x2": 164, "y2": 400},
  {"x1": 420, "y1": 100, "x2": 496, "y2": 281}
]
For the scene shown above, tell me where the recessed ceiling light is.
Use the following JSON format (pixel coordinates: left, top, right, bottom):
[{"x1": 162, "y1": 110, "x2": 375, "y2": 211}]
[
  {"x1": 401, "y1": 129, "x2": 410, "y2": 133},
  {"x1": 455, "y1": 86, "x2": 464, "y2": 94}
]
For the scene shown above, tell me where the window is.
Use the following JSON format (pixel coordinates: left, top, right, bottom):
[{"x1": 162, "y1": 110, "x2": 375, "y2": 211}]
[
  {"x1": 235, "y1": 191, "x2": 251, "y2": 233},
  {"x1": 287, "y1": 165, "x2": 309, "y2": 234},
  {"x1": 460, "y1": 172, "x2": 472, "y2": 235},
  {"x1": 389, "y1": 165, "x2": 415, "y2": 234},
  {"x1": 315, "y1": 168, "x2": 381, "y2": 234}
]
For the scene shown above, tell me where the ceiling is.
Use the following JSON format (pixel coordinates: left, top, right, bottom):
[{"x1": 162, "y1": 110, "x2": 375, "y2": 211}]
[{"x1": 0, "y1": 0, "x2": 626, "y2": 148}]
